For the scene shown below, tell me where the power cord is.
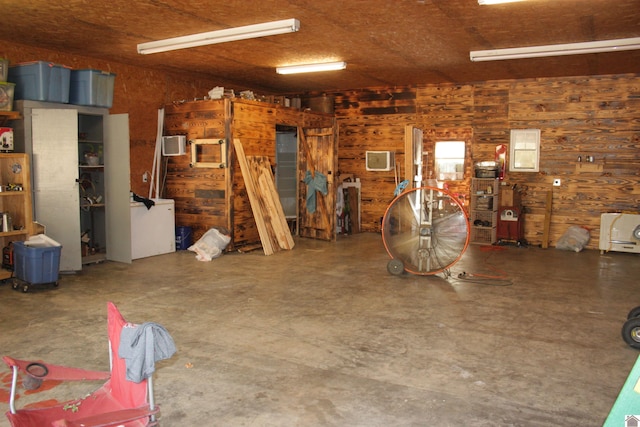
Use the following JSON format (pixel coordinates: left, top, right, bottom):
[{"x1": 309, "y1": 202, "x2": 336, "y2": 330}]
[
  {"x1": 453, "y1": 270, "x2": 514, "y2": 287},
  {"x1": 450, "y1": 247, "x2": 515, "y2": 286}
]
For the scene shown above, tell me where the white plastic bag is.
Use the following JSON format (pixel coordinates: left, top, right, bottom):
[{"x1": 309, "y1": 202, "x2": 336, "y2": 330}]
[
  {"x1": 188, "y1": 228, "x2": 231, "y2": 261},
  {"x1": 556, "y1": 226, "x2": 590, "y2": 252}
]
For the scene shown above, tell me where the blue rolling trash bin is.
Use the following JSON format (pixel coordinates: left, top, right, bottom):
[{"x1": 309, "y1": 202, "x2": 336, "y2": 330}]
[{"x1": 12, "y1": 234, "x2": 62, "y2": 293}]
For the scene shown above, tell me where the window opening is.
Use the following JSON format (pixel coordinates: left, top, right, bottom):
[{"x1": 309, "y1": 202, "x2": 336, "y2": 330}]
[
  {"x1": 435, "y1": 141, "x2": 465, "y2": 181},
  {"x1": 509, "y1": 129, "x2": 540, "y2": 172}
]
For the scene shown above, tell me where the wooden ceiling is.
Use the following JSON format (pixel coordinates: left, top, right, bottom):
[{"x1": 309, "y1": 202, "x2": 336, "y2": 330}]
[{"x1": 2, "y1": 0, "x2": 639, "y2": 94}]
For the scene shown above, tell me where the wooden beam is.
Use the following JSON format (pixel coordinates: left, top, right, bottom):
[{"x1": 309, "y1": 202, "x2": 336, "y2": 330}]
[
  {"x1": 404, "y1": 125, "x2": 414, "y2": 184},
  {"x1": 542, "y1": 189, "x2": 553, "y2": 249}
]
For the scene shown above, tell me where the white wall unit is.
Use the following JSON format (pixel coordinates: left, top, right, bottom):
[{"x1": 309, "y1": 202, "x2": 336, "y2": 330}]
[
  {"x1": 600, "y1": 213, "x2": 640, "y2": 254},
  {"x1": 130, "y1": 198, "x2": 176, "y2": 259},
  {"x1": 13, "y1": 100, "x2": 132, "y2": 271}
]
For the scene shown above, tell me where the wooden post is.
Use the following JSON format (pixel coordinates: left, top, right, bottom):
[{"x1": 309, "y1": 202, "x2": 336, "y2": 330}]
[{"x1": 542, "y1": 189, "x2": 553, "y2": 249}]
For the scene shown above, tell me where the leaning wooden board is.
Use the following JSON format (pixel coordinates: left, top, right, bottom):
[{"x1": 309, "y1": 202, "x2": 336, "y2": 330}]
[
  {"x1": 233, "y1": 139, "x2": 274, "y2": 255},
  {"x1": 233, "y1": 138, "x2": 294, "y2": 255},
  {"x1": 252, "y1": 157, "x2": 295, "y2": 250}
]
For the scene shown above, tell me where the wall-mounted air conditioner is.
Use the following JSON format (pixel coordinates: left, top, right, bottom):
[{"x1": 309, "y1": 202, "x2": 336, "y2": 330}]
[
  {"x1": 162, "y1": 135, "x2": 187, "y2": 156},
  {"x1": 366, "y1": 151, "x2": 395, "y2": 171}
]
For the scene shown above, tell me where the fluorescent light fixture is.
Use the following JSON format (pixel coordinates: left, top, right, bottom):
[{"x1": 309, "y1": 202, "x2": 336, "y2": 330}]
[
  {"x1": 478, "y1": 0, "x2": 524, "y2": 4},
  {"x1": 276, "y1": 61, "x2": 347, "y2": 74},
  {"x1": 137, "y1": 19, "x2": 300, "y2": 54},
  {"x1": 470, "y1": 37, "x2": 640, "y2": 62}
]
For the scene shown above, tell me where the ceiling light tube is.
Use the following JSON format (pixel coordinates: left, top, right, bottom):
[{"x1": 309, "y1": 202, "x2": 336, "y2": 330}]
[
  {"x1": 470, "y1": 37, "x2": 640, "y2": 61},
  {"x1": 137, "y1": 19, "x2": 300, "y2": 54},
  {"x1": 276, "y1": 61, "x2": 347, "y2": 74}
]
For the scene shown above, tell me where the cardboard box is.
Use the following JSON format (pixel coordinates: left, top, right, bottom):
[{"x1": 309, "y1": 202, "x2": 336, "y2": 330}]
[
  {"x1": 0, "y1": 127, "x2": 14, "y2": 151},
  {"x1": 500, "y1": 187, "x2": 521, "y2": 207}
]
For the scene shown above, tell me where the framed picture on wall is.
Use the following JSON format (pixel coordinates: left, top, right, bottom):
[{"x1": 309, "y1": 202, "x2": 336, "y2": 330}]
[{"x1": 509, "y1": 129, "x2": 540, "y2": 172}]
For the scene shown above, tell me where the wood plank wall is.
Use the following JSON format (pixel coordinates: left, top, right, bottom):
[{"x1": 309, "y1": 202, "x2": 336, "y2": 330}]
[
  {"x1": 231, "y1": 101, "x2": 333, "y2": 247},
  {"x1": 164, "y1": 99, "x2": 333, "y2": 249},
  {"x1": 333, "y1": 87, "x2": 418, "y2": 230},
  {"x1": 164, "y1": 100, "x2": 230, "y2": 244},
  {"x1": 322, "y1": 73, "x2": 640, "y2": 249}
]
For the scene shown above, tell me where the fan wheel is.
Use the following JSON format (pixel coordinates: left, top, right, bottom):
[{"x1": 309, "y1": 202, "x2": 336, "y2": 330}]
[{"x1": 381, "y1": 186, "x2": 470, "y2": 276}]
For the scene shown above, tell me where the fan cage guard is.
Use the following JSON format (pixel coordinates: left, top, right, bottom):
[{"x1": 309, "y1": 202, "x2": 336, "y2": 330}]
[{"x1": 382, "y1": 186, "x2": 470, "y2": 276}]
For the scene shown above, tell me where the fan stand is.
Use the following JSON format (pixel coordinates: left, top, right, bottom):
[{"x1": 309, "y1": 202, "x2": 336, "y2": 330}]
[{"x1": 382, "y1": 186, "x2": 470, "y2": 277}]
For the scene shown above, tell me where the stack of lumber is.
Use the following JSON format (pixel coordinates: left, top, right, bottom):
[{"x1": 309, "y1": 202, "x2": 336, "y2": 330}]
[{"x1": 233, "y1": 138, "x2": 295, "y2": 255}]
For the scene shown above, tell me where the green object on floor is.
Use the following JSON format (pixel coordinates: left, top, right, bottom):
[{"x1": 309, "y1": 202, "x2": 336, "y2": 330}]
[{"x1": 604, "y1": 355, "x2": 640, "y2": 426}]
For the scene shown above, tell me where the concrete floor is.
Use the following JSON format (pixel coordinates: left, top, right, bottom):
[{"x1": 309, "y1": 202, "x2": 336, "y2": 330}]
[{"x1": 1, "y1": 232, "x2": 639, "y2": 426}]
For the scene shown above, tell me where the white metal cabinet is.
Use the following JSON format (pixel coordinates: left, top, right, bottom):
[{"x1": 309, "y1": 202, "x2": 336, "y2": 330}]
[
  {"x1": 104, "y1": 114, "x2": 132, "y2": 264},
  {"x1": 31, "y1": 108, "x2": 82, "y2": 270},
  {"x1": 13, "y1": 100, "x2": 132, "y2": 271}
]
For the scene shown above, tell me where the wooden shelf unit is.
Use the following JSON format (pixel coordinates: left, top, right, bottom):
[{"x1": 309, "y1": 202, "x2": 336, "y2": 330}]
[
  {"x1": 0, "y1": 153, "x2": 36, "y2": 280},
  {"x1": 469, "y1": 177, "x2": 499, "y2": 245}
]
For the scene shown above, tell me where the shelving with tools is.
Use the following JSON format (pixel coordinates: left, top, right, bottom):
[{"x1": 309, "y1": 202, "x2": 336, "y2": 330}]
[
  {"x1": 78, "y1": 113, "x2": 106, "y2": 262},
  {"x1": 469, "y1": 178, "x2": 499, "y2": 245},
  {"x1": 0, "y1": 153, "x2": 37, "y2": 280}
]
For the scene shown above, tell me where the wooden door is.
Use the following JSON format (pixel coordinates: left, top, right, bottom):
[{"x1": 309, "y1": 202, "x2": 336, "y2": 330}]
[{"x1": 297, "y1": 125, "x2": 337, "y2": 241}]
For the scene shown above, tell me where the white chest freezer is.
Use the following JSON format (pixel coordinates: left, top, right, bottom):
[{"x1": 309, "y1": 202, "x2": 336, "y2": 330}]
[{"x1": 130, "y1": 198, "x2": 176, "y2": 259}]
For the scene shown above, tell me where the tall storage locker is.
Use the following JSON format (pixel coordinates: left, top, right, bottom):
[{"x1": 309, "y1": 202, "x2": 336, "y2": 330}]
[{"x1": 13, "y1": 100, "x2": 131, "y2": 271}]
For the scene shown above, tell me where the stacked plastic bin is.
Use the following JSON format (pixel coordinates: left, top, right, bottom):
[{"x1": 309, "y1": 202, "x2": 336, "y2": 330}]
[
  {"x1": 8, "y1": 61, "x2": 71, "y2": 103},
  {"x1": 0, "y1": 59, "x2": 15, "y2": 111},
  {"x1": 7, "y1": 61, "x2": 115, "y2": 108},
  {"x1": 69, "y1": 69, "x2": 116, "y2": 108}
]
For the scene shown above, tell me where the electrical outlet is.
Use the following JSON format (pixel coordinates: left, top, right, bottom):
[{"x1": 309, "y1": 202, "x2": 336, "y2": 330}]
[
  {"x1": 553, "y1": 178, "x2": 561, "y2": 187},
  {"x1": 142, "y1": 172, "x2": 148, "y2": 183}
]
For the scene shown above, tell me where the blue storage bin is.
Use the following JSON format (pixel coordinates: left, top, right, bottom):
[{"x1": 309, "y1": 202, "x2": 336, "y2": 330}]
[
  {"x1": 175, "y1": 226, "x2": 192, "y2": 250},
  {"x1": 69, "y1": 69, "x2": 116, "y2": 108},
  {"x1": 8, "y1": 61, "x2": 71, "y2": 103},
  {"x1": 13, "y1": 239, "x2": 62, "y2": 285}
]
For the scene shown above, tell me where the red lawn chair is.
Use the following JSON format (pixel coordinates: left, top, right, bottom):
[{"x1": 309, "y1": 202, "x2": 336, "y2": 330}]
[{"x1": 3, "y1": 302, "x2": 173, "y2": 427}]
